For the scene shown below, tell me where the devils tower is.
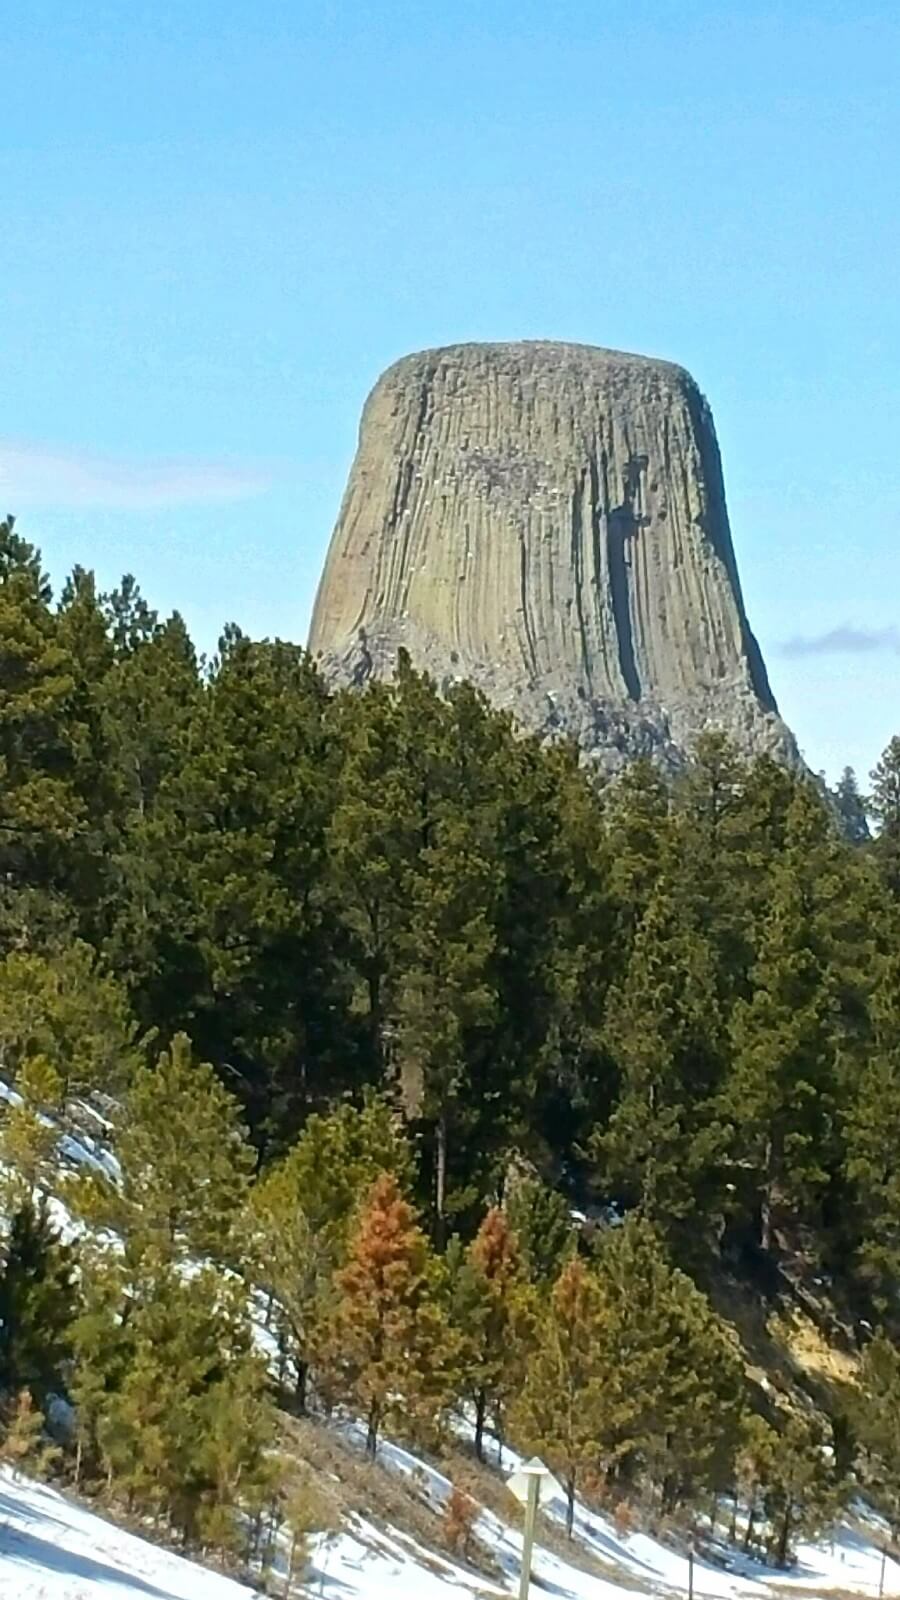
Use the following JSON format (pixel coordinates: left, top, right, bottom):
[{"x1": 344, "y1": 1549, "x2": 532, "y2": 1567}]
[{"x1": 309, "y1": 341, "x2": 798, "y2": 773}]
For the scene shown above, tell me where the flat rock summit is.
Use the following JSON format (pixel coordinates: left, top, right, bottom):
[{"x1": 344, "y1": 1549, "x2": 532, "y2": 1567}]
[{"x1": 309, "y1": 340, "x2": 799, "y2": 773}]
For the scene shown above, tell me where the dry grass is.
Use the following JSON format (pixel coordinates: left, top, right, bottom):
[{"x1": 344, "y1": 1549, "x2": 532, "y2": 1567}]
[
  {"x1": 277, "y1": 1416, "x2": 652, "y2": 1595},
  {"x1": 769, "y1": 1306, "x2": 860, "y2": 1387},
  {"x1": 278, "y1": 1414, "x2": 502, "y2": 1585},
  {"x1": 766, "y1": 1589, "x2": 874, "y2": 1599},
  {"x1": 701, "y1": 1260, "x2": 861, "y2": 1434}
]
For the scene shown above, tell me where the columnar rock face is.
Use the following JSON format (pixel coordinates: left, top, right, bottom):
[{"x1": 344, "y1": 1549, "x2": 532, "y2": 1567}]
[{"x1": 309, "y1": 341, "x2": 798, "y2": 773}]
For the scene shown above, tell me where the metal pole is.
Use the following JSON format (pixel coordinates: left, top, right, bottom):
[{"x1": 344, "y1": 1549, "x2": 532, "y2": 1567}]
[
  {"x1": 518, "y1": 1473, "x2": 540, "y2": 1600},
  {"x1": 879, "y1": 1544, "x2": 887, "y2": 1599},
  {"x1": 688, "y1": 1545, "x2": 694, "y2": 1600}
]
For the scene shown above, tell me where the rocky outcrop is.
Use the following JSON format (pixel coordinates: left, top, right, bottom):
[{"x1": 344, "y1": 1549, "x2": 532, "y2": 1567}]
[{"x1": 309, "y1": 340, "x2": 798, "y2": 773}]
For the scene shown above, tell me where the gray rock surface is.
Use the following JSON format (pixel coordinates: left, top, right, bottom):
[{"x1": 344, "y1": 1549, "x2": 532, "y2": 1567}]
[{"x1": 309, "y1": 340, "x2": 799, "y2": 773}]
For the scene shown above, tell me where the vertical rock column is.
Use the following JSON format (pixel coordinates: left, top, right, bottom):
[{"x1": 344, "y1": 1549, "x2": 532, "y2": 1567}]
[{"x1": 309, "y1": 340, "x2": 796, "y2": 773}]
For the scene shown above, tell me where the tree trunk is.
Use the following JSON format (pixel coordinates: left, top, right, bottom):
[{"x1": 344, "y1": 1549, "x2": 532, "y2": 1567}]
[
  {"x1": 743, "y1": 1501, "x2": 756, "y2": 1553},
  {"x1": 496, "y1": 1407, "x2": 506, "y2": 1468},
  {"x1": 249, "y1": 1508, "x2": 263, "y2": 1563},
  {"x1": 761, "y1": 1137, "x2": 774, "y2": 1252},
  {"x1": 760, "y1": 1193, "x2": 772, "y2": 1253},
  {"x1": 277, "y1": 1328, "x2": 289, "y2": 1391},
  {"x1": 566, "y1": 1475, "x2": 576, "y2": 1539},
  {"x1": 295, "y1": 1357, "x2": 308, "y2": 1416},
  {"x1": 284, "y1": 1531, "x2": 297, "y2": 1596},
  {"x1": 368, "y1": 962, "x2": 384, "y2": 1072},
  {"x1": 776, "y1": 1500, "x2": 792, "y2": 1568},
  {"x1": 366, "y1": 1402, "x2": 379, "y2": 1460},
  {"x1": 474, "y1": 1388, "x2": 487, "y2": 1463},
  {"x1": 435, "y1": 1112, "x2": 448, "y2": 1251}
]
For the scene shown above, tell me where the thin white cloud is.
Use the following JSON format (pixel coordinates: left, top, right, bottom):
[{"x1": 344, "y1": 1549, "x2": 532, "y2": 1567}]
[
  {"x1": 780, "y1": 624, "x2": 900, "y2": 658},
  {"x1": 0, "y1": 440, "x2": 270, "y2": 511}
]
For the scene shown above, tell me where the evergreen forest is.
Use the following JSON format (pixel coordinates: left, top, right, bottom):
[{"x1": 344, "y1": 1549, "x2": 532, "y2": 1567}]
[{"x1": 4, "y1": 512, "x2": 900, "y2": 1579}]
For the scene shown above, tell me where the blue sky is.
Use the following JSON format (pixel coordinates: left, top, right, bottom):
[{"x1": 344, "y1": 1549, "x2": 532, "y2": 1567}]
[{"x1": 3, "y1": 1, "x2": 899, "y2": 782}]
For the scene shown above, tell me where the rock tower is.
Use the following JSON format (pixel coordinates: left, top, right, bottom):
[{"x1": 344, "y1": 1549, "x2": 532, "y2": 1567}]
[{"x1": 309, "y1": 340, "x2": 798, "y2": 772}]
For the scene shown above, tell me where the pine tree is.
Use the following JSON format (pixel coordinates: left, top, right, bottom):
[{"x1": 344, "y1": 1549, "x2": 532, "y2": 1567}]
[
  {"x1": 331, "y1": 659, "x2": 573, "y2": 1235},
  {"x1": 99, "y1": 604, "x2": 204, "y2": 1041},
  {"x1": 728, "y1": 754, "x2": 797, "y2": 882},
  {"x1": 504, "y1": 1175, "x2": 576, "y2": 1287},
  {"x1": 725, "y1": 792, "x2": 841, "y2": 1249},
  {"x1": 536, "y1": 749, "x2": 616, "y2": 1160},
  {"x1": 68, "y1": 1248, "x2": 129, "y2": 1486},
  {"x1": 195, "y1": 1352, "x2": 279, "y2": 1558},
  {"x1": 833, "y1": 766, "x2": 869, "y2": 844},
  {"x1": 1, "y1": 1388, "x2": 49, "y2": 1479},
  {"x1": 855, "y1": 1333, "x2": 900, "y2": 1535},
  {"x1": 870, "y1": 736, "x2": 900, "y2": 897},
  {"x1": 327, "y1": 679, "x2": 424, "y2": 1077},
  {"x1": 0, "y1": 1197, "x2": 76, "y2": 1402},
  {"x1": 280, "y1": 1466, "x2": 336, "y2": 1595},
  {"x1": 762, "y1": 1411, "x2": 839, "y2": 1567},
  {"x1": 596, "y1": 882, "x2": 727, "y2": 1235},
  {"x1": 94, "y1": 1264, "x2": 274, "y2": 1547},
  {"x1": 77, "y1": 1032, "x2": 255, "y2": 1264},
  {"x1": 282, "y1": 1090, "x2": 415, "y2": 1259},
  {"x1": 735, "y1": 1414, "x2": 779, "y2": 1554},
  {"x1": 0, "y1": 941, "x2": 142, "y2": 1099},
  {"x1": 485, "y1": 726, "x2": 586, "y2": 1195},
  {"x1": 0, "y1": 1055, "x2": 64, "y2": 1203},
  {"x1": 387, "y1": 665, "x2": 505, "y2": 1242},
  {"x1": 674, "y1": 732, "x2": 759, "y2": 1005},
  {"x1": 845, "y1": 949, "x2": 900, "y2": 1305},
  {"x1": 447, "y1": 1207, "x2": 532, "y2": 1462},
  {"x1": 393, "y1": 804, "x2": 499, "y2": 1243},
  {"x1": 54, "y1": 566, "x2": 119, "y2": 925},
  {"x1": 588, "y1": 1218, "x2": 744, "y2": 1507},
  {"x1": 321, "y1": 1172, "x2": 454, "y2": 1457},
  {"x1": 123, "y1": 630, "x2": 345, "y2": 1145},
  {"x1": 244, "y1": 1156, "x2": 331, "y2": 1412},
  {"x1": 443, "y1": 1483, "x2": 478, "y2": 1559},
  {"x1": 0, "y1": 516, "x2": 87, "y2": 908},
  {"x1": 606, "y1": 759, "x2": 673, "y2": 944},
  {"x1": 512, "y1": 1257, "x2": 607, "y2": 1536}
]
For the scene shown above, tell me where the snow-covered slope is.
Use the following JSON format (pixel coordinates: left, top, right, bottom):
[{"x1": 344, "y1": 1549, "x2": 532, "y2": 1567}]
[
  {"x1": 5, "y1": 1431, "x2": 900, "y2": 1600},
  {"x1": 309, "y1": 1429, "x2": 900, "y2": 1600},
  {"x1": 0, "y1": 1466, "x2": 258, "y2": 1599},
  {"x1": 4, "y1": 1084, "x2": 899, "y2": 1600}
]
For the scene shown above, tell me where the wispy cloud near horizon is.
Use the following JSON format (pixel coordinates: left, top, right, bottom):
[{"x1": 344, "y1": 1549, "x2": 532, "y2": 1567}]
[
  {"x1": 0, "y1": 440, "x2": 270, "y2": 511},
  {"x1": 780, "y1": 625, "x2": 900, "y2": 659}
]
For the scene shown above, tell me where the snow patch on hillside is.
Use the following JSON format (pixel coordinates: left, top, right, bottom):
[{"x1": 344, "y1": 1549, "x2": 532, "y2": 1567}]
[
  {"x1": 0, "y1": 1467, "x2": 257, "y2": 1599},
  {"x1": 4, "y1": 1435, "x2": 900, "y2": 1600}
]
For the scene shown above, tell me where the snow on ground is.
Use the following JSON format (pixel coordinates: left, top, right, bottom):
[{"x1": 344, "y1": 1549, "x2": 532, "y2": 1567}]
[
  {"x1": 308, "y1": 1514, "x2": 505, "y2": 1600},
  {"x1": 323, "y1": 1421, "x2": 900, "y2": 1600},
  {"x1": 4, "y1": 1082, "x2": 900, "y2": 1599},
  {"x1": 0, "y1": 1466, "x2": 258, "y2": 1599},
  {"x1": 0, "y1": 1079, "x2": 122, "y2": 1188},
  {"x1": 5, "y1": 1425, "x2": 900, "y2": 1600}
]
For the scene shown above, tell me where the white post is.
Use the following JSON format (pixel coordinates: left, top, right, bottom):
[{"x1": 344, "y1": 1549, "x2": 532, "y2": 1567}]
[
  {"x1": 518, "y1": 1472, "x2": 540, "y2": 1600},
  {"x1": 506, "y1": 1458, "x2": 562, "y2": 1600}
]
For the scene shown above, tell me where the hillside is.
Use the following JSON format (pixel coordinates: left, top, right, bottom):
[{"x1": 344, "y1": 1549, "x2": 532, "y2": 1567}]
[
  {"x1": 0, "y1": 1466, "x2": 256, "y2": 1599},
  {"x1": 3, "y1": 512, "x2": 900, "y2": 1594},
  {"x1": 3, "y1": 1433, "x2": 900, "y2": 1600},
  {"x1": 0, "y1": 1081, "x2": 898, "y2": 1599}
]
